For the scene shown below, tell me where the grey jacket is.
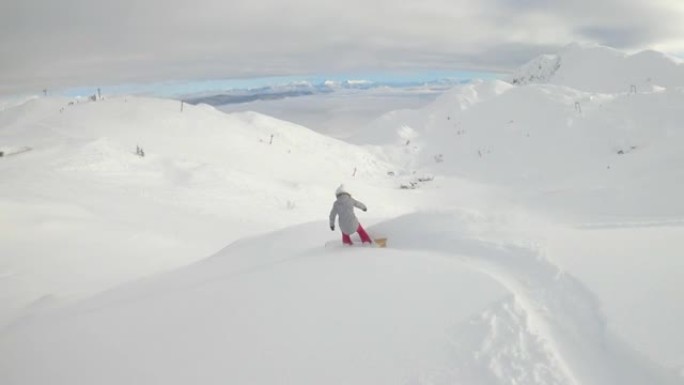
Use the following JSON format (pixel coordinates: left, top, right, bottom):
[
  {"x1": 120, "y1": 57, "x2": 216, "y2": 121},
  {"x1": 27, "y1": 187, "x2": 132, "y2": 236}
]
[{"x1": 329, "y1": 194, "x2": 367, "y2": 234}]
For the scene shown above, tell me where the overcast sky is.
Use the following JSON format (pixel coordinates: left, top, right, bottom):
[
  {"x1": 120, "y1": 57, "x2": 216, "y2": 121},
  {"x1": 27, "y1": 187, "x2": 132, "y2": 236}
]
[{"x1": 2, "y1": 0, "x2": 683, "y2": 95}]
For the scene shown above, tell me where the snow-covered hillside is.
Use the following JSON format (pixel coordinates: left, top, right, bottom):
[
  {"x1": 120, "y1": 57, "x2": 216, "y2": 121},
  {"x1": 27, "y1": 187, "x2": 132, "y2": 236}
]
[
  {"x1": 364, "y1": 67, "x2": 684, "y2": 220},
  {"x1": 0, "y1": 96, "x2": 408, "y2": 328},
  {"x1": 1, "y1": 45, "x2": 683, "y2": 385}
]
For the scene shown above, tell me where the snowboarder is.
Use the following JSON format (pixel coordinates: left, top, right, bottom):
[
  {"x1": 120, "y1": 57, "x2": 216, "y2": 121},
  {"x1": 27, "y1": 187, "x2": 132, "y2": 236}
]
[{"x1": 329, "y1": 184, "x2": 372, "y2": 246}]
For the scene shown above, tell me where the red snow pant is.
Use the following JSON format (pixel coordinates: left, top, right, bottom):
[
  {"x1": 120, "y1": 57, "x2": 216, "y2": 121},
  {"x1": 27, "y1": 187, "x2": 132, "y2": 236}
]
[{"x1": 342, "y1": 224, "x2": 372, "y2": 245}]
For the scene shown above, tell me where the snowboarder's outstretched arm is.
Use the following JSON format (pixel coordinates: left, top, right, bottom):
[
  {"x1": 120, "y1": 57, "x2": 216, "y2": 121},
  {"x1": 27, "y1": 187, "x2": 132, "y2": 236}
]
[
  {"x1": 353, "y1": 199, "x2": 367, "y2": 212},
  {"x1": 329, "y1": 205, "x2": 338, "y2": 230}
]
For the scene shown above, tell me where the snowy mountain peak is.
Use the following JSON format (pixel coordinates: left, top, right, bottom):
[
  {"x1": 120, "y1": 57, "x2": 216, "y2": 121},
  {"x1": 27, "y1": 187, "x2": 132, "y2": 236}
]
[
  {"x1": 509, "y1": 53, "x2": 562, "y2": 86},
  {"x1": 509, "y1": 43, "x2": 684, "y2": 92}
]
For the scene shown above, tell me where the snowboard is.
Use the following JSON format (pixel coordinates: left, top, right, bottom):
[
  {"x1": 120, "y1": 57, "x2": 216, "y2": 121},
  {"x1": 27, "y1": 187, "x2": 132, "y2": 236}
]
[{"x1": 325, "y1": 237, "x2": 387, "y2": 248}]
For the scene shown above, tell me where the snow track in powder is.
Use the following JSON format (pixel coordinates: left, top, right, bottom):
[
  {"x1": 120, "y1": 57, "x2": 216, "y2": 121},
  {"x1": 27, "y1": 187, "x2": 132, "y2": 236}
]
[{"x1": 372, "y1": 211, "x2": 681, "y2": 385}]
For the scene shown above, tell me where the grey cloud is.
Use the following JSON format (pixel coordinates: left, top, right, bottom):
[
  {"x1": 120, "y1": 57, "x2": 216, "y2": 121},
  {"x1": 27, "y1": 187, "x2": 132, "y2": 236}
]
[
  {"x1": 488, "y1": 0, "x2": 683, "y2": 47},
  {"x1": 578, "y1": 26, "x2": 657, "y2": 48},
  {"x1": 467, "y1": 43, "x2": 563, "y2": 69},
  {"x1": 1, "y1": 0, "x2": 683, "y2": 95}
]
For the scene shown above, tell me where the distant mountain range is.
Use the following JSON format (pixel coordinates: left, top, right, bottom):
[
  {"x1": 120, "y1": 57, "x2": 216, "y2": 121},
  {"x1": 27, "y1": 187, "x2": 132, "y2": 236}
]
[{"x1": 184, "y1": 78, "x2": 468, "y2": 106}]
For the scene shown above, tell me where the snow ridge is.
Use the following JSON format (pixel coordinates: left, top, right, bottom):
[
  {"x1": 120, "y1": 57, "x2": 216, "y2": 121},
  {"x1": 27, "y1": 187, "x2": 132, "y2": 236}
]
[{"x1": 510, "y1": 54, "x2": 562, "y2": 86}]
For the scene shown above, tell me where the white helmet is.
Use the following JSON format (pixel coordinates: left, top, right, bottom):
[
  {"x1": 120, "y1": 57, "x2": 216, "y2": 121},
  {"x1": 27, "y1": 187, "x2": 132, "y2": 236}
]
[{"x1": 335, "y1": 184, "x2": 349, "y2": 197}]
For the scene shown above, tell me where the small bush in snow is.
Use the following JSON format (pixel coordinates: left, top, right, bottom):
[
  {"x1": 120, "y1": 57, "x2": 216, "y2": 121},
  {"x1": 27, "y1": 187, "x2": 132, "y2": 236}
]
[
  {"x1": 259, "y1": 134, "x2": 275, "y2": 145},
  {"x1": 574, "y1": 101, "x2": 582, "y2": 113},
  {"x1": 399, "y1": 175, "x2": 434, "y2": 190},
  {"x1": 617, "y1": 146, "x2": 637, "y2": 155},
  {"x1": 400, "y1": 182, "x2": 419, "y2": 190}
]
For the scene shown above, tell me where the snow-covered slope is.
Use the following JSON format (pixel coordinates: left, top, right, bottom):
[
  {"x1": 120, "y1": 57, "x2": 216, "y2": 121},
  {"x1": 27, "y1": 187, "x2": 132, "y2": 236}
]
[
  {"x1": 2, "y1": 212, "x2": 681, "y2": 385},
  {"x1": 510, "y1": 43, "x2": 684, "y2": 93},
  {"x1": 0, "y1": 95, "x2": 404, "y2": 328},
  {"x1": 2, "y1": 44, "x2": 684, "y2": 385},
  {"x1": 362, "y1": 78, "x2": 684, "y2": 219}
]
